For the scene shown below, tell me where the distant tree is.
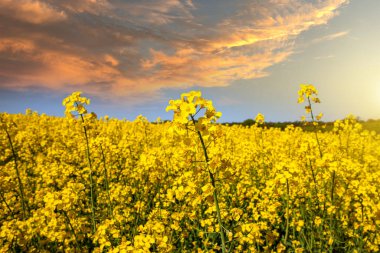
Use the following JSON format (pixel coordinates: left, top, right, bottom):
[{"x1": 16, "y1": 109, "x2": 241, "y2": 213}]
[{"x1": 242, "y1": 119, "x2": 255, "y2": 126}]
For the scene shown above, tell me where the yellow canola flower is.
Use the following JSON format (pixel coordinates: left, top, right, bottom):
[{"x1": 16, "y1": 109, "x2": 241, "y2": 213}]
[
  {"x1": 1, "y1": 88, "x2": 380, "y2": 253},
  {"x1": 297, "y1": 84, "x2": 321, "y2": 104},
  {"x1": 166, "y1": 90, "x2": 222, "y2": 134},
  {"x1": 180, "y1": 90, "x2": 202, "y2": 103},
  {"x1": 255, "y1": 113, "x2": 265, "y2": 124},
  {"x1": 297, "y1": 84, "x2": 323, "y2": 124},
  {"x1": 298, "y1": 84, "x2": 318, "y2": 101},
  {"x1": 314, "y1": 216, "x2": 322, "y2": 226},
  {"x1": 62, "y1": 91, "x2": 91, "y2": 117}
]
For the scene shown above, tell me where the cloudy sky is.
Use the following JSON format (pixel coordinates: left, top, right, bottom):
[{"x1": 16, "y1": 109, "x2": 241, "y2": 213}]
[{"x1": 0, "y1": 0, "x2": 379, "y2": 122}]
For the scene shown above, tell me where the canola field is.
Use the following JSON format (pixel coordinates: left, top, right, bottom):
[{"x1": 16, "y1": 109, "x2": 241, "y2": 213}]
[{"x1": 0, "y1": 87, "x2": 380, "y2": 252}]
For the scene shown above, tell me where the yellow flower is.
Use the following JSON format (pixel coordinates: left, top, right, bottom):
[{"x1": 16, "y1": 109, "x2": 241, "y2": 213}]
[
  {"x1": 2, "y1": 85, "x2": 380, "y2": 252},
  {"x1": 297, "y1": 84, "x2": 318, "y2": 103},
  {"x1": 62, "y1": 91, "x2": 91, "y2": 117},
  {"x1": 296, "y1": 220, "x2": 304, "y2": 231},
  {"x1": 314, "y1": 216, "x2": 322, "y2": 226},
  {"x1": 166, "y1": 90, "x2": 222, "y2": 130},
  {"x1": 255, "y1": 113, "x2": 265, "y2": 124}
]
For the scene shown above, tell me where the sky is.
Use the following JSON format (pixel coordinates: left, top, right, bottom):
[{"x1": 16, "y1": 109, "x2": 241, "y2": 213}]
[{"x1": 0, "y1": 0, "x2": 379, "y2": 122}]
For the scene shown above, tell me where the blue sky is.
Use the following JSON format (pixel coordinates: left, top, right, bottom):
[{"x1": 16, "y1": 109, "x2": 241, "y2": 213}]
[{"x1": 0, "y1": 0, "x2": 379, "y2": 122}]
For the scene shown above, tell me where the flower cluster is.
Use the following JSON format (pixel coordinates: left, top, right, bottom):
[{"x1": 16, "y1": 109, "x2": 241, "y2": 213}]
[
  {"x1": 297, "y1": 84, "x2": 320, "y2": 104},
  {"x1": 298, "y1": 84, "x2": 323, "y2": 122},
  {"x1": 166, "y1": 91, "x2": 222, "y2": 132},
  {"x1": 62, "y1": 91, "x2": 97, "y2": 120},
  {"x1": 255, "y1": 113, "x2": 265, "y2": 124},
  {"x1": 0, "y1": 90, "x2": 379, "y2": 252}
]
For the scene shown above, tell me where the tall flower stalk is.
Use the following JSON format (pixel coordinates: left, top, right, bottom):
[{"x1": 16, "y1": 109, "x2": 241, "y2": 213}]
[
  {"x1": 298, "y1": 84, "x2": 337, "y2": 250},
  {"x1": 298, "y1": 84, "x2": 323, "y2": 158},
  {"x1": 0, "y1": 117, "x2": 28, "y2": 219},
  {"x1": 63, "y1": 92, "x2": 98, "y2": 234},
  {"x1": 166, "y1": 91, "x2": 226, "y2": 252},
  {"x1": 100, "y1": 145, "x2": 114, "y2": 219}
]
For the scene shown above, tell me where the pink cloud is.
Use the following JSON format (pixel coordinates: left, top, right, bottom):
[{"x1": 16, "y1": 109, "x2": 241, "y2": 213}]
[
  {"x1": 0, "y1": 0, "x2": 349, "y2": 101},
  {"x1": 0, "y1": 0, "x2": 66, "y2": 24}
]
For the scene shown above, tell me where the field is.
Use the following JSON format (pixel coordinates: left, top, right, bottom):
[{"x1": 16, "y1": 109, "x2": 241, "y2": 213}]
[{"x1": 1, "y1": 89, "x2": 380, "y2": 252}]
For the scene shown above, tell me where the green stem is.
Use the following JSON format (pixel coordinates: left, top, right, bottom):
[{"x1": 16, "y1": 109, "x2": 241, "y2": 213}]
[
  {"x1": 79, "y1": 113, "x2": 96, "y2": 233},
  {"x1": 61, "y1": 210, "x2": 80, "y2": 249},
  {"x1": 190, "y1": 115, "x2": 226, "y2": 253},
  {"x1": 359, "y1": 198, "x2": 364, "y2": 253},
  {"x1": 307, "y1": 97, "x2": 322, "y2": 158},
  {"x1": 284, "y1": 179, "x2": 290, "y2": 244},
  {"x1": 308, "y1": 159, "x2": 318, "y2": 191},
  {"x1": 3, "y1": 127, "x2": 28, "y2": 219},
  {"x1": 0, "y1": 190, "x2": 13, "y2": 216},
  {"x1": 330, "y1": 171, "x2": 335, "y2": 204},
  {"x1": 100, "y1": 146, "x2": 114, "y2": 219}
]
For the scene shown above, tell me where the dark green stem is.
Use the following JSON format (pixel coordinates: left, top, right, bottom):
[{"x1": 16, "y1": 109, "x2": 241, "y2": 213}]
[
  {"x1": 330, "y1": 171, "x2": 335, "y2": 204},
  {"x1": 62, "y1": 210, "x2": 80, "y2": 249},
  {"x1": 0, "y1": 190, "x2": 13, "y2": 216},
  {"x1": 79, "y1": 113, "x2": 96, "y2": 233},
  {"x1": 307, "y1": 97, "x2": 323, "y2": 158},
  {"x1": 284, "y1": 179, "x2": 290, "y2": 244},
  {"x1": 190, "y1": 115, "x2": 226, "y2": 253},
  {"x1": 4, "y1": 127, "x2": 27, "y2": 219},
  {"x1": 100, "y1": 145, "x2": 114, "y2": 219}
]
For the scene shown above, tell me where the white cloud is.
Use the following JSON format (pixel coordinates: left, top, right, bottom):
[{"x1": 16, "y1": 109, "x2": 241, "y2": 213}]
[{"x1": 312, "y1": 31, "x2": 350, "y2": 44}]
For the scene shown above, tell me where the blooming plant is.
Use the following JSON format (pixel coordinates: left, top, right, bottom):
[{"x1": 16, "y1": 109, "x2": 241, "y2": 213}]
[
  {"x1": 166, "y1": 91, "x2": 227, "y2": 252},
  {"x1": 0, "y1": 87, "x2": 379, "y2": 252}
]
